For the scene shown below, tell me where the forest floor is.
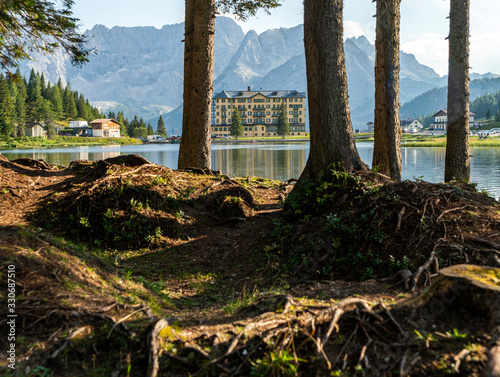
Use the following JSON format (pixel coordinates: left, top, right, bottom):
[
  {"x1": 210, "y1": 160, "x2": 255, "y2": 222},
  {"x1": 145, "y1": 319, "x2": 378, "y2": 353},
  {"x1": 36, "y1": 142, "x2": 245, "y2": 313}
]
[{"x1": 0, "y1": 153, "x2": 499, "y2": 376}]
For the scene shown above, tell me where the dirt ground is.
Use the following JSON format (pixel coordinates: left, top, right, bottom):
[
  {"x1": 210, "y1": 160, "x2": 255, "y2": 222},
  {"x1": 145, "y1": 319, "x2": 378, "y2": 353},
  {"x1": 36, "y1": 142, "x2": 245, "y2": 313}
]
[{"x1": 0, "y1": 153, "x2": 499, "y2": 377}]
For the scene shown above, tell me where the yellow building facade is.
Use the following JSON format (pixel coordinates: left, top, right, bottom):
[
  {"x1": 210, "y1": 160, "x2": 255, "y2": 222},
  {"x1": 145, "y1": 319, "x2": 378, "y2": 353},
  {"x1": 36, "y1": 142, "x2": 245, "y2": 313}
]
[{"x1": 211, "y1": 89, "x2": 307, "y2": 138}]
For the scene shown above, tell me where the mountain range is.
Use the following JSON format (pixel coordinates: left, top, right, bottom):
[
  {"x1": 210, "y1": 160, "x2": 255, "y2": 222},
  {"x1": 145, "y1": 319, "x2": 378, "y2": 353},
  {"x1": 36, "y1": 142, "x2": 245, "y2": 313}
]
[{"x1": 18, "y1": 17, "x2": 499, "y2": 130}]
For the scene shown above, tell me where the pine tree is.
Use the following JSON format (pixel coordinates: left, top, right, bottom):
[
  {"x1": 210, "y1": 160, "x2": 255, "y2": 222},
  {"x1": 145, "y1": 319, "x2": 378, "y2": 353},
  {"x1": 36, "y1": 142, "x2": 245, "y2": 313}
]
[
  {"x1": 63, "y1": 87, "x2": 77, "y2": 119},
  {"x1": 40, "y1": 73, "x2": 48, "y2": 99},
  {"x1": 179, "y1": 0, "x2": 282, "y2": 169},
  {"x1": 15, "y1": 69, "x2": 27, "y2": 100},
  {"x1": 373, "y1": 0, "x2": 402, "y2": 181},
  {"x1": 124, "y1": 118, "x2": 130, "y2": 136},
  {"x1": 156, "y1": 114, "x2": 167, "y2": 137},
  {"x1": 293, "y1": 0, "x2": 368, "y2": 192},
  {"x1": 0, "y1": 0, "x2": 89, "y2": 69},
  {"x1": 486, "y1": 109, "x2": 491, "y2": 120},
  {"x1": 128, "y1": 115, "x2": 140, "y2": 136},
  {"x1": 147, "y1": 123, "x2": 154, "y2": 135},
  {"x1": 26, "y1": 69, "x2": 38, "y2": 104},
  {"x1": 444, "y1": 0, "x2": 470, "y2": 182},
  {"x1": 77, "y1": 94, "x2": 88, "y2": 119},
  {"x1": 230, "y1": 108, "x2": 243, "y2": 139},
  {"x1": 117, "y1": 112, "x2": 127, "y2": 136},
  {"x1": 276, "y1": 103, "x2": 290, "y2": 139},
  {"x1": 51, "y1": 84, "x2": 64, "y2": 119},
  {"x1": 0, "y1": 74, "x2": 14, "y2": 137},
  {"x1": 15, "y1": 92, "x2": 26, "y2": 137},
  {"x1": 26, "y1": 71, "x2": 45, "y2": 123}
]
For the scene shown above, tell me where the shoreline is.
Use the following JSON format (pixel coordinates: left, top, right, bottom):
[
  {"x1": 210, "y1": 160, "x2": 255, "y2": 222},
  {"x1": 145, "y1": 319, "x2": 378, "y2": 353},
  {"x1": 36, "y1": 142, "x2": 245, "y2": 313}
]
[{"x1": 4, "y1": 135, "x2": 500, "y2": 149}]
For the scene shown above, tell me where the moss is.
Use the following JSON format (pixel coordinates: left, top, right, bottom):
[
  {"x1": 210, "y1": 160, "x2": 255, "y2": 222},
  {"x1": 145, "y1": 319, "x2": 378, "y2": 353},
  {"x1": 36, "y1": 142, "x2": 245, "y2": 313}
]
[{"x1": 452, "y1": 265, "x2": 500, "y2": 287}]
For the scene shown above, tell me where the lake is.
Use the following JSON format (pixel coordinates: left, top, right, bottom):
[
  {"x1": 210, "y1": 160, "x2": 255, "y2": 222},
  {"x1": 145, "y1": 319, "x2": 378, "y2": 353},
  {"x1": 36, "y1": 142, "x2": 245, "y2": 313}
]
[{"x1": 2, "y1": 142, "x2": 500, "y2": 198}]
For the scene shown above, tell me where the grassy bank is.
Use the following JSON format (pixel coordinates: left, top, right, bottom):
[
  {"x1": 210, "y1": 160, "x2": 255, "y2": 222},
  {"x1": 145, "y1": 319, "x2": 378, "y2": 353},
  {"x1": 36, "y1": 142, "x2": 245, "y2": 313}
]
[
  {"x1": 0, "y1": 136, "x2": 143, "y2": 149},
  {"x1": 402, "y1": 135, "x2": 500, "y2": 147}
]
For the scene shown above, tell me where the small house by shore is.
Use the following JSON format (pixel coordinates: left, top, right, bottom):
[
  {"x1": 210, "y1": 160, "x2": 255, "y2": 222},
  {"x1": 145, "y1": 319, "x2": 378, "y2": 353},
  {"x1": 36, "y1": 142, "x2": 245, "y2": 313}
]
[{"x1": 90, "y1": 119, "x2": 121, "y2": 137}]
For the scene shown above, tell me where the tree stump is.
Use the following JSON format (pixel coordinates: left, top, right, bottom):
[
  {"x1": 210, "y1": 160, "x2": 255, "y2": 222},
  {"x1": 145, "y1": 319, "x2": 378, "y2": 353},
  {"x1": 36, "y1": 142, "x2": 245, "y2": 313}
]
[
  {"x1": 397, "y1": 264, "x2": 500, "y2": 377},
  {"x1": 399, "y1": 264, "x2": 500, "y2": 324}
]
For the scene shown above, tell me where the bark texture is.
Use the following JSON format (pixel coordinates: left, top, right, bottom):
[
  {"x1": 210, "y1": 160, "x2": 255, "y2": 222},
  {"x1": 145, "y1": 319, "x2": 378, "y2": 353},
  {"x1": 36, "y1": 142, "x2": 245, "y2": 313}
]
[
  {"x1": 444, "y1": 0, "x2": 470, "y2": 182},
  {"x1": 178, "y1": 0, "x2": 215, "y2": 170},
  {"x1": 373, "y1": 0, "x2": 402, "y2": 181},
  {"x1": 297, "y1": 0, "x2": 368, "y2": 183}
]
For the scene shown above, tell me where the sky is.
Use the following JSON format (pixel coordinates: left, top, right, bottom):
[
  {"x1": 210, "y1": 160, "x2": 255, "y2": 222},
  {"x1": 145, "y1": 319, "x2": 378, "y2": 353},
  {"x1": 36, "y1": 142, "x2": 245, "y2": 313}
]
[{"x1": 72, "y1": 0, "x2": 500, "y2": 76}]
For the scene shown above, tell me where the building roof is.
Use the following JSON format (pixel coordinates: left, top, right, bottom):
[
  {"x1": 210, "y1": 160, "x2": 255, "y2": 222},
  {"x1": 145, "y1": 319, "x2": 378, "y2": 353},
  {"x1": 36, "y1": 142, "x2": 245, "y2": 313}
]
[
  {"x1": 25, "y1": 122, "x2": 44, "y2": 128},
  {"x1": 213, "y1": 89, "x2": 306, "y2": 100},
  {"x1": 433, "y1": 110, "x2": 447, "y2": 117},
  {"x1": 401, "y1": 119, "x2": 423, "y2": 126},
  {"x1": 433, "y1": 109, "x2": 476, "y2": 117},
  {"x1": 90, "y1": 118, "x2": 121, "y2": 125}
]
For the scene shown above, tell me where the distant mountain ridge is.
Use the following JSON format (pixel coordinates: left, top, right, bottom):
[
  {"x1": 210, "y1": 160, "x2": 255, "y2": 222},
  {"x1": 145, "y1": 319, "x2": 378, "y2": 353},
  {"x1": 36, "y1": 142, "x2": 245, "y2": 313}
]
[
  {"x1": 18, "y1": 17, "x2": 498, "y2": 130},
  {"x1": 400, "y1": 76, "x2": 500, "y2": 119}
]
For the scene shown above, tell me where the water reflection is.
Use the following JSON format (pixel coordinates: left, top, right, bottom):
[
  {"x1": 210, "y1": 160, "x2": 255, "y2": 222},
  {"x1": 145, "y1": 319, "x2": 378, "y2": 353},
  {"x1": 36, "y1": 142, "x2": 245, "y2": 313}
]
[
  {"x1": 212, "y1": 143, "x2": 306, "y2": 179},
  {"x1": 1, "y1": 142, "x2": 500, "y2": 198}
]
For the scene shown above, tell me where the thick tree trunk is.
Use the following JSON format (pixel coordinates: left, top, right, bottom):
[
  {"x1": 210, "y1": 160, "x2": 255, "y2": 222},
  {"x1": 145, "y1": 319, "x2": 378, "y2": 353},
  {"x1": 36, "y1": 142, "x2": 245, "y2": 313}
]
[
  {"x1": 178, "y1": 0, "x2": 215, "y2": 170},
  {"x1": 297, "y1": 0, "x2": 368, "y2": 183},
  {"x1": 373, "y1": 0, "x2": 402, "y2": 181},
  {"x1": 444, "y1": 0, "x2": 470, "y2": 182}
]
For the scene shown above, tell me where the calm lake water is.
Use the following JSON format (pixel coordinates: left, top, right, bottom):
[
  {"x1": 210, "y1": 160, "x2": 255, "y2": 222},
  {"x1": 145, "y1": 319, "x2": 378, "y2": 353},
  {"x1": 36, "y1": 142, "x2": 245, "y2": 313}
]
[{"x1": 2, "y1": 142, "x2": 500, "y2": 198}]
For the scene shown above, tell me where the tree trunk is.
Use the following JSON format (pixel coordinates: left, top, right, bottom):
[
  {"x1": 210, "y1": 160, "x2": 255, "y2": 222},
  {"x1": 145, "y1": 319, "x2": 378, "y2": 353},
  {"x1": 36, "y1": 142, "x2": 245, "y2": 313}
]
[
  {"x1": 178, "y1": 0, "x2": 215, "y2": 170},
  {"x1": 297, "y1": 0, "x2": 368, "y2": 183},
  {"x1": 444, "y1": 0, "x2": 470, "y2": 182},
  {"x1": 373, "y1": 0, "x2": 402, "y2": 181}
]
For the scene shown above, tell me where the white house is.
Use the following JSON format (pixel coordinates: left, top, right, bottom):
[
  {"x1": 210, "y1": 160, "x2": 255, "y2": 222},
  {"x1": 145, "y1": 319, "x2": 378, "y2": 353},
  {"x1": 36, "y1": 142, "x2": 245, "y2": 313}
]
[
  {"x1": 401, "y1": 119, "x2": 423, "y2": 133},
  {"x1": 430, "y1": 109, "x2": 475, "y2": 130},
  {"x1": 25, "y1": 122, "x2": 47, "y2": 138},
  {"x1": 69, "y1": 120, "x2": 88, "y2": 128}
]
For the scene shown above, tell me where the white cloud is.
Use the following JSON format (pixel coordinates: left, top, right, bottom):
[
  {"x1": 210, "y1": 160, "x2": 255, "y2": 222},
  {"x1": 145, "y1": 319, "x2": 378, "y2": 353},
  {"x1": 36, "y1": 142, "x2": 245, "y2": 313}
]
[
  {"x1": 401, "y1": 34, "x2": 448, "y2": 76},
  {"x1": 344, "y1": 21, "x2": 374, "y2": 42}
]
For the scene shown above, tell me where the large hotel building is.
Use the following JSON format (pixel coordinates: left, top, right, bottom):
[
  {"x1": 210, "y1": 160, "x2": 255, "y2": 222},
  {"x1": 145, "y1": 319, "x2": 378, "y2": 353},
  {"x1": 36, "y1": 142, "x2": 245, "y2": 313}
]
[{"x1": 211, "y1": 88, "x2": 307, "y2": 137}]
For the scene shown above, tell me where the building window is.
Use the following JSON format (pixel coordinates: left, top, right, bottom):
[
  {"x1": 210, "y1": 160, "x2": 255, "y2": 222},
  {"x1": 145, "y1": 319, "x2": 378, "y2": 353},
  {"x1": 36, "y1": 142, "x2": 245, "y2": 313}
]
[{"x1": 222, "y1": 99, "x2": 225, "y2": 103}]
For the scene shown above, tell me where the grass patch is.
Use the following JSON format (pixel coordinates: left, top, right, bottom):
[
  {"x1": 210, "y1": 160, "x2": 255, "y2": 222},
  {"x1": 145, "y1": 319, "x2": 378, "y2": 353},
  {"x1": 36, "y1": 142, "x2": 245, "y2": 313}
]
[{"x1": 0, "y1": 136, "x2": 142, "y2": 149}]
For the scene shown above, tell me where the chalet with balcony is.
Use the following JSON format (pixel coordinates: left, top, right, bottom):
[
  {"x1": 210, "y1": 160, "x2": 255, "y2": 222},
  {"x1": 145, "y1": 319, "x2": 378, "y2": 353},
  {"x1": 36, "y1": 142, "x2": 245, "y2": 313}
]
[{"x1": 90, "y1": 119, "x2": 121, "y2": 137}]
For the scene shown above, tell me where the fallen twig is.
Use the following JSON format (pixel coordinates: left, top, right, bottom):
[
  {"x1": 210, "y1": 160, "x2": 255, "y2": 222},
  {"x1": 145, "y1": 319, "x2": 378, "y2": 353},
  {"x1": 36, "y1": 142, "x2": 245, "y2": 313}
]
[
  {"x1": 436, "y1": 205, "x2": 473, "y2": 222},
  {"x1": 395, "y1": 206, "x2": 406, "y2": 232},
  {"x1": 146, "y1": 318, "x2": 171, "y2": 377},
  {"x1": 408, "y1": 249, "x2": 439, "y2": 292}
]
